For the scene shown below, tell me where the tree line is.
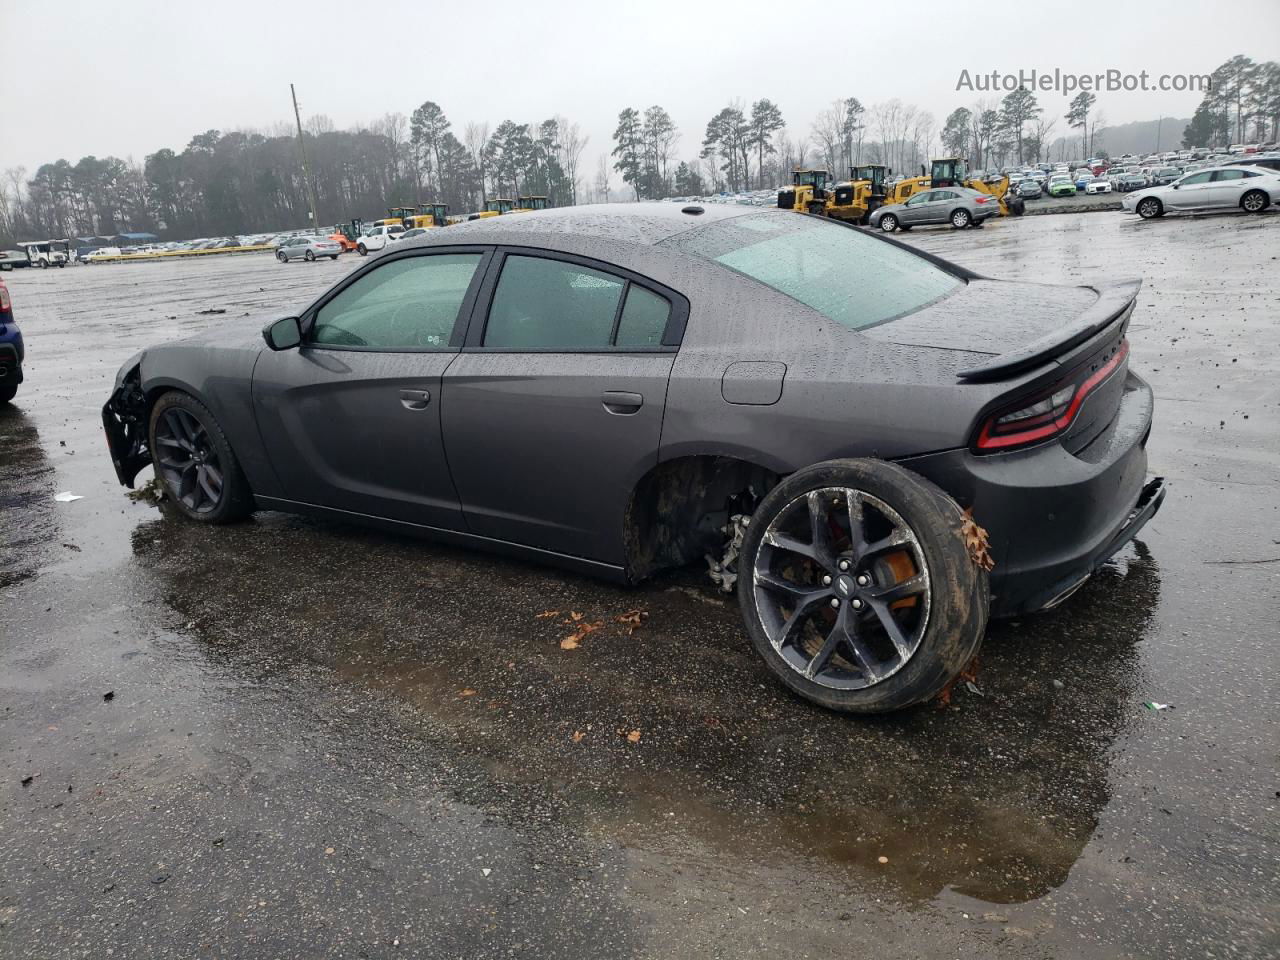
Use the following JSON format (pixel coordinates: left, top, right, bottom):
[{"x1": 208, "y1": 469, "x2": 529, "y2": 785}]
[
  {"x1": 0, "y1": 102, "x2": 589, "y2": 245},
  {"x1": 1183, "y1": 56, "x2": 1280, "y2": 150}
]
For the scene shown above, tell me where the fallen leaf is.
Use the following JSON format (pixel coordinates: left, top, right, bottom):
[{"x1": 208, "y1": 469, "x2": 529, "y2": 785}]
[
  {"x1": 571, "y1": 730, "x2": 585, "y2": 743},
  {"x1": 877, "y1": 855, "x2": 889, "y2": 864},
  {"x1": 561, "y1": 620, "x2": 604, "y2": 649},
  {"x1": 626, "y1": 729, "x2": 641, "y2": 743},
  {"x1": 567, "y1": 611, "x2": 584, "y2": 622},
  {"x1": 459, "y1": 688, "x2": 477, "y2": 697},
  {"x1": 560, "y1": 637, "x2": 580, "y2": 650},
  {"x1": 535, "y1": 610, "x2": 560, "y2": 619},
  {"x1": 960, "y1": 508, "x2": 995, "y2": 571},
  {"x1": 615, "y1": 609, "x2": 648, "y2": 634},
  {"x1": 324, "y1": 847, "x2": 335, "y2": 855}
]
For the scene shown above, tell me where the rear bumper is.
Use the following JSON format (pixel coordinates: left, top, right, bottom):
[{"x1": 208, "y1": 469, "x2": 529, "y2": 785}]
[
  {"x1": 902, "y1": 370, "x2": 1161, "y2": 617},
  {"x1": 0, "y1": 340, "x2": 22, "y2": 385}
]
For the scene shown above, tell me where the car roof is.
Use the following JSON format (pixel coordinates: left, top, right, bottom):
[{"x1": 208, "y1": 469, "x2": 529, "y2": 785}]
[{"x1": 402, "y1": 202, "x2": 762, "y2": 251}]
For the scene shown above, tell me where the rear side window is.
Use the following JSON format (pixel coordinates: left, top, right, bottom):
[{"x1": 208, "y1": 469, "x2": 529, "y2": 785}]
[
  {"x1": 484, "y1": 256, "x2": 624, "y2": 348},
  {"x1": 312, "y1": 253, "x2": 481, "y2": 349},
  {"x1": 663, "y1": 212, "x2": 961, "y2": 331},
  {"x1": 615, "y1": 286, "x2": 670, "y2": 347}
]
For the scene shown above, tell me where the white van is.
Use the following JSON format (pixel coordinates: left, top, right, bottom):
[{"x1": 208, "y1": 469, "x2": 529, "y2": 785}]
[{"x1": 24, "y1": 239, "x2": 71, "y2": 268}]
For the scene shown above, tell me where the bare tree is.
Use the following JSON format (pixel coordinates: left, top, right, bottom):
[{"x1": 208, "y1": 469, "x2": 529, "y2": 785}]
[
  {"x1": 594, "y1": 153, "x2": 610, "y2": 203},
  {"x1": 464, "y1": 121, "x2": 490, "y2": 205},
  {"x1": 810, "y1": 101, "x2": 842, "y2": 172},
  {"x1": 555, "y1": 117, "x2": 589, "y2": 205}
]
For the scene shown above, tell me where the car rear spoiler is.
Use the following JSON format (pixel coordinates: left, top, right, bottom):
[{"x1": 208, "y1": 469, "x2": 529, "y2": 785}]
[{"x1": 956, "y1": 278, "x2": 1142, "y2": 382}]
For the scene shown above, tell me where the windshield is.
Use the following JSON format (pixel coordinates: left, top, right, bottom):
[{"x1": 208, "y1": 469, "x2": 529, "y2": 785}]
[{"x1": 661, "y1": 212, "x2": 961, "y2": 331}]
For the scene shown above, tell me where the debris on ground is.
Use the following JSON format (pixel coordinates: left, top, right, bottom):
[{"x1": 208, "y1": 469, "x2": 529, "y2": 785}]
[
  {"x1": 102, "y1": 690, "x2": 114, "y2": 702},
  {"x1": 196, "y1": 308, "x2": 227, "y2": 315},
  {"x1": 625, "y1": 729, "x2": 642, "y2": 743},
  {"x1": 571, "y1": 730, "x2": 585, "y2": 743},
  {"x1": 934, "y1": 656, "x2": 982, "y2": 708},
  {"x1": 20, "y1": 775, "x2": 34, "y2": 787},
  {"x1": 126, "y1": 476, "x2": 167, "y2": 505},
  {"x1": 53, "y1": 492, "x2": 83, "y2": 503},
  {"x1": 561, "y1": 619, "x2": 603, "y2": 649},
  {"x1": 706, "y1": 514, "x2": 751, "y2": 592},
  {"x1": 458, "y1": 688, "x2": 477, "y2": 698},
  {"x1": 534, "y1": 610, "x2": 560, "y2": 619},
  {"x1": 615, "y1": 609, "x2": 648, "y2": 635},
  {"x1": 960, "y1": 508, "x2": 995, "y2": 571},
  {"x1": 1143, "y1": 701, "x2": 1174, "y2": 711}
]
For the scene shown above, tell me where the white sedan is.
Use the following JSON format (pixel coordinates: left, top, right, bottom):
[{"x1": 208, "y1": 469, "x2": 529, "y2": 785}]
[
  {"x1": 1122, "y1": 165, "x2": 1280, "y2": 219},
  {"x1": 1084, "y1": 177, "x2": 1113, "y2": 195}
]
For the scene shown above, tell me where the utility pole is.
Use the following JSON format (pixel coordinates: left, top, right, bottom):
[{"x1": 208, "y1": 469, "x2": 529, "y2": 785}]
[{"x1": 291, "y1": 84, "x2": 322, "y2": 230}]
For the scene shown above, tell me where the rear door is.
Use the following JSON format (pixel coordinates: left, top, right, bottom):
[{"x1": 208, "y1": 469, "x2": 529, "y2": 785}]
[
  {"x1": 1207, "y1": 168, "x2": 1250, "y2": 206},
  {"x1": 253, "y1": 247, "x2": 490, "y2": 529},
  {"x1": 441, "y1": 249, "x2": 685, "y2": 564}
]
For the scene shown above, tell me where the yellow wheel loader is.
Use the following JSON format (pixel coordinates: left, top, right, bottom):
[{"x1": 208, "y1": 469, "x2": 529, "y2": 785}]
[
  {"x1": 777, "y1": 169, "x2": 834, "y2": 215},
  {"x1": 514, "y1": 196, "x2": 549, "y2": 213}
]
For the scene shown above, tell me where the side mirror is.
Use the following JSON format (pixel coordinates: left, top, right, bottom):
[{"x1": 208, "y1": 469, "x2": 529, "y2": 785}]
[
  {"x1": 263, "y1": 316, "x2": 302, "y2": 351},
  {"x1": 1172, "y1": 183, "x2": 1180, "y2": 189}
]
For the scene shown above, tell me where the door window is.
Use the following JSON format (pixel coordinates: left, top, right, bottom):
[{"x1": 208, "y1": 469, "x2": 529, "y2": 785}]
[
  {"x1": 311, "y1": 253, "x2": 481, "y2": 349},
  {"x1": 615, "y1": 285, "x2": 671, "y2": 348},
  {"x1": 1210, "y1": 169, "x2": 1247, "y2": 182},
  {"x1": 905, "y1": 192, "x2": 932, "y2": 206},
  {"x1": 483, "y1": 255, "x2": 625, "y2": 349},
  {"x1": 1178, "y1": 172, "x2": 1213, "y2": 185}
]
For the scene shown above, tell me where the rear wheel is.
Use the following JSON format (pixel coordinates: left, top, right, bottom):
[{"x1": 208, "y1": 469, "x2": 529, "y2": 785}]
[
  {"x1": 950, "y1": 208, "x2": 972, "y2": 229},
  {"x1": 1241, "y1": 190, "x2": 1269, "y2": 213},
  {"x1": 1137, "y1": 197, "x2": 1163, "y2": 219},
  {"x1": 304, "y1": 249, "x2": 316, "y2": 262},
  {"x1": 39, "y1": 260, "x2": 48, "y2": 269},
  {"x1": 737, "y1": 459, "x2": 988, "y2": 713},
  {"x1": 148, "y1": 392, "x2": 253, "y2": 524},
  {"x1": 329, "y1": 254, "x2": 339, "y2": 260},
  {"x1": 0, "y1": 383, "x2": 17, "y2": 405},
  {"x1": 878, "y1": 214, "x2": 899, "y2": 232}
]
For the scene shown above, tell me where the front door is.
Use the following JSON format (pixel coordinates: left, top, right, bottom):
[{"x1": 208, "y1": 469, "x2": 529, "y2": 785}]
[
  {"x1": 1167, "y1": 171, "x2": 1214, "y2": 209},
  {"x1": 442, "y1": 251, "x2": 680, "y2": 564},
  {"x1": 899, "y1": 191, "x2": 935, "y2": 224},
  {"x1": 253, "y1": 249, "x2": 489, "y2": 530}
]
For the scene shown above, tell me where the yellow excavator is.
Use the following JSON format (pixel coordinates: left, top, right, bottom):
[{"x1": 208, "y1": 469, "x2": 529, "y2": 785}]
[
  {"x1": 514, "y1": 196, "x2": 549, "y2": 213},
  {"x1": 883, "y1": 158, "x2": 1024, "y2": 217},
  {"x1": 777, "y1": 169, "x2": 834, "y2": 215}
]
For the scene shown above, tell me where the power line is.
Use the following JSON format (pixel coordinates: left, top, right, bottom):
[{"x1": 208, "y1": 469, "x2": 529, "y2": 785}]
[{"x1": 291, "y1": 84, "x2": 322, "y2": 230}]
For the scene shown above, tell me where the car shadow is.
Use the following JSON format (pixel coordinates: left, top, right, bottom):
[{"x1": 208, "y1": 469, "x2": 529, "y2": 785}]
[{"x1": 129, "y1": 510, "x2": 1161, "y2": 907}]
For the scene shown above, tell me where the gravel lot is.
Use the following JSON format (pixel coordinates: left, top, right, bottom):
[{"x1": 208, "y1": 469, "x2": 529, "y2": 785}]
[{"x1": 1, "y1": 208, "x2": 1276, "y2": 959}]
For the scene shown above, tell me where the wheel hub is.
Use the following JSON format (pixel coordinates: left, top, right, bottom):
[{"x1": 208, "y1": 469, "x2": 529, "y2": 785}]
[{"x1": 834, "y1": 575, "x2": 856, "y2": 598}]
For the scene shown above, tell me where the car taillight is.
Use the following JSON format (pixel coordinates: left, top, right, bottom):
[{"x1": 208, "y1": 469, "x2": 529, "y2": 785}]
[
  {"x1": 974, "y1": 196, "x2": 992, "y2": 204},
  {"x1": 974, "y1": 339, "x2": 1130, "y2": 452},
  {"x1": 0, "y1": 285, "x2": 10, "y2": 312}
]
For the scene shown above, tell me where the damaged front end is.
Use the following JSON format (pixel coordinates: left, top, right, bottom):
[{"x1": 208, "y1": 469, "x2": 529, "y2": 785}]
[{"x1": 102, "y1": 363, "x2": 152, "y2": 487}]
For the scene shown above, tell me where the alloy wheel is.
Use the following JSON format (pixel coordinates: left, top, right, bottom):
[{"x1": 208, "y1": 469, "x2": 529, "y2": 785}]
[
  {"x1": 153, "y1": 407, "x2": 225, "y2": 514},
  {"x1": 752, "y1": 487, "x2": 931, "y2": 690},
  {"x1": 1242, "y1": 191, "x2": 1265, "y2": 212}
]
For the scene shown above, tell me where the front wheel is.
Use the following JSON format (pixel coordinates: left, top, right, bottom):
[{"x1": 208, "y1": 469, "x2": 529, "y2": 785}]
[
  {"x1": 1137, "y1": 197, "x2": 1163, "y2": 219},
  {"x1": 1241, "y1": 190, "x2": 1269, "y2": 214},
  {"x1": 148, "y1": 392, "x2": 253, "y2": 524},
  {"x1": 878, "y1": 214, "x2": 899, "y2": 232},
  {"x1": 39, "y1": 260, "x2": 48, "y2": 269},
  {"x1": 950, "y1": 208, "x2": 971, "y2": 229},
  {"x1": 737, "y1": 459, "x2": 988, "y2": 713},
  {"x1": 357, "y1": 243, "x2": 368, "y2": 256},
  {"x1": 277, "y1": 251, "x2": 288, "y2": 263}
]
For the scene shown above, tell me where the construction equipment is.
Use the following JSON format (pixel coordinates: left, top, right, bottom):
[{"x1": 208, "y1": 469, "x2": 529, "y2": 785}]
[
  {"x1": 514, "y1": 196, "x2": 549, "y2": 213},
  {"x1": 476, "y1": 198, "x2": 517, "y2": 218},
  {"x1": 825, "y1": 164, "x2": 890, "y2": 224},
  {"x1": 328, "y1": 218, "x2": 364, "y2": 252},
  {"x1": 883, "y1": 158, "x2": 1024, "y2": 217},
  {"x1": 777, "y1": 170, "x2": 833, "y2": 215},
  {"x1": 386, "y1": 206, "x2": 419, "y2": 227},
  {"x1": 419, "y1": 202, "x2": 451, "y2": 227}
]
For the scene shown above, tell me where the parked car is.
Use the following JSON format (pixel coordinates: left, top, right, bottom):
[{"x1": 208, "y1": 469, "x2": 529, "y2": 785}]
[
  {"x1": 1015, "y1": 179, "x2": 1043, "y2": 199},
  {"x1": 1114, "y1": 172, "x2": 1149, "y2": 193},
  {"x1": 356, "y1": 224, "x2": 405, "y2": 255},
  {"x1": 868, "y1": 186, "x2": 1000, "y2": 232},
  {"x1": 0, "y1": 278, "x2": 23, "y2": 404},
  {"x1": 276, "y1": 236, "x2": 343, "y2": 262},
  {"x1": 1084, "y1": 177, "x2": 1113, "y2": 195},
  {"x1": 102, "y1": 204, "x2": 1165, "y2": 714},
  {"x1": 1046, "y1": 176, "x2": 1077, "y2": 198},
  {"x1": 0, "y1": 250, "x2": 30, "y2": 271},
  {"x1": 1073, "y1": 171, "x2": 1094, "y2": 191},
  {"x1": 392, "y1": 227, "x2": 430, "y2": 243},
  {"x1": 1150, "y1": 167, "x2": 1181, "y2": 186},
  {"x1": 85, "y1": 246, "x2": 122, "y2": 262},
  {"x1": 1235, "y1": 156, "x2": 1280, "y2": 173},
  {"x1": 1123, "y1": 165, "x2": 1280, "y2": 219}
]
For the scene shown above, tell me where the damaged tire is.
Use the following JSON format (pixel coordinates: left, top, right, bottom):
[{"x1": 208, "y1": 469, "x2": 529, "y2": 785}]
[
  {"x1": 148, "y1": 392, "x2": 253, "y2": 524},
  {"x1": 737, "y1": 458, "x2": 988, "y2": 713}
]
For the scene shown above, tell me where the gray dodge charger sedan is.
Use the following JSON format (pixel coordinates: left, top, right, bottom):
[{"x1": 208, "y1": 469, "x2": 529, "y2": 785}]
[{"x1": 104, "y1": 204, "x2": 1164, "y2": 713}]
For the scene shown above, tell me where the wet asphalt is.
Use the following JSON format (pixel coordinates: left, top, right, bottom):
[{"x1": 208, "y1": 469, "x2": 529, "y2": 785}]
[{"x1": 0, "y1": 210, "x2": 1276, "y2": 959}]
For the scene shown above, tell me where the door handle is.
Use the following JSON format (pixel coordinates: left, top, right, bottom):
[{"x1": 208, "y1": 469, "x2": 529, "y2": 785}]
[
  {"x1": 399, "y1": 389, "x2": 431, "y2": 410},
  {"x1": 601, "y1": 390, "x2": 643, "y2": 415}
]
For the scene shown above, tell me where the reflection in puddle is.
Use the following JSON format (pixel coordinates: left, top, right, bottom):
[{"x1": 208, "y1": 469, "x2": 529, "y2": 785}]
[
  {"x1": 132, "y1": 510, "x2": 1161, "y2": 908},
  {"x1": 0, "y1": 408, "x2": 58, "y2": 588}
]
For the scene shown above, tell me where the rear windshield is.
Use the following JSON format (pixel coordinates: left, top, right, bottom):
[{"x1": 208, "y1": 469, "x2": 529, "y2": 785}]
[{"x1": 660, "y1": 212, "x2": 961, "y2": 330}]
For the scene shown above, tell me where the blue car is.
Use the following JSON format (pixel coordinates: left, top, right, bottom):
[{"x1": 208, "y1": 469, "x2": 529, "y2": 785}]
[
  {"x1": 0, "y1": 278, "x2": 23, "y2": 404},
  {"x1": 1075, "y1": 172, "x2": 1093, "y2": 191}
]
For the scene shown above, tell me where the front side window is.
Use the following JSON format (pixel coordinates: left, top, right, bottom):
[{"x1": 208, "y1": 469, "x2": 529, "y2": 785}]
[
  {"x1": 483, "y1": 256, "x2": 624, "y2": 349},
  {"x1": 312, "y1": 253, "x2": 481, "y2": 349},
  {"x1": 1180, "y1": 172, "x2": 1212, "y2": 185},
  {"x1": 663, "y1": 211, "x2": 961, "y2": 331}
]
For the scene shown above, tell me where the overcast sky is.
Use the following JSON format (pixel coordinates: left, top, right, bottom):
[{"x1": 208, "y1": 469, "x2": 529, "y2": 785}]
[{"x1": 3, "y1": 0, "x2": 1277, "y2": 180}]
